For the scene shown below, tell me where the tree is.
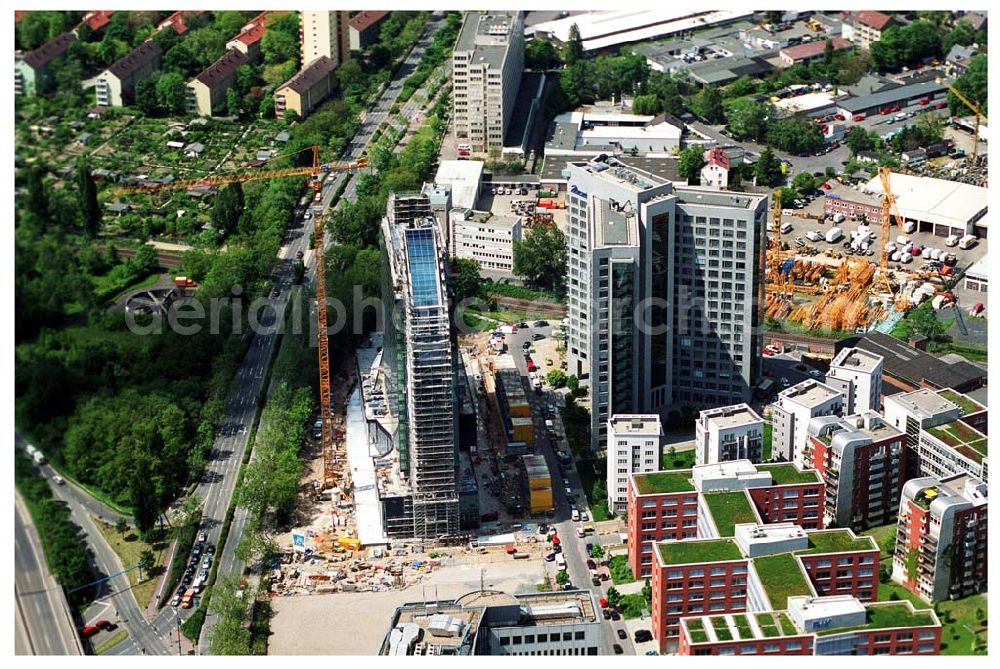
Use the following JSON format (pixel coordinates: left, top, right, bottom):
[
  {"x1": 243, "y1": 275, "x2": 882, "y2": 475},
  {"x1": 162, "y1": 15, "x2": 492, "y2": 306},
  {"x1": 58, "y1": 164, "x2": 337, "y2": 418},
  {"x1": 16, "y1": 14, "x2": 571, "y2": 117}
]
[
  {"x1": 754, "y1": 148, "x2": 783, "y2": 187},
  {"x1": 338, "y1": 58, "x2": 365, "y2": 89},
  {"x1": 450, "y1": 257, "x2": 484, "y2": 304},
  {"x1": 642, "y1": 579, "x2": 652, "y2": 604},
  {"x1": 155, "y1": 72, "x2": 188, "y2": 115},
  {"x1": 902, "y1": 301, "x2": 947, "y2": 341},
  {"x1": 546, "y1": 369, "x2": 567, "y2": 389},
  {"x1": 226, "y1": 88, "x2": 241, "y2": 117},
  {"x1": 76, "y1": 158, "x2": 101, "y2": 239},
  {"x1": 725, "y1": 98, "x2": 770, "y2": 143},
  {"x1": 138, "y1": 549, "x2": 156, "y2": 579},
  {"x1": 606, "y1": 586, "x2": 623, "y2": 608},
  {"x1": 261, "y1": 30, "x2": 298, "y2": 66},
  {"x1": 792, "y1": 172, "x2": 817, "y2": 196},
  {"x1": 135, "y1": 77, "x2": 162, "y2": 115},
  {"x1": 207, "y1": 574, "x2": 252, "y2": 655},
  {"x1": 26, "y1": 165, "x2": 49, "y2": 222},
  {"x1": 215, "y1": 11, "x2": 251, "y2": 38},
  {"x1": 211, "y1": 183, "x2": 245, "y2": 238},
  {"x1": 949, "y1": 53, "x2": 987, "y2": 115},
  {"x1": 630, "y1": 94, "x2": 662, "y2": 116},
  {"x1": 846, "y1": 125, "x2": 875, "y2": 156},
  {"x1": 131, "y1": 244, "x2": 158, "y2": 275},
  {"x1": 689, "y1": 86, "x2": 725, "y2": 124},
  {"x1": 944, "y1": 19, "x2": 978, "y2": 52},
  {"x1": 566, "y1": 374, "x2": 580, "y2": 394},
  {"x1": 677, "y1": 146, "x2": 706, "y2": 184},
  {"x1": 555, "y1": 570, "x2": 569, "y2": 586},
  {"x1": 162, "y1": 43, "x2": 196, "y2": 75},
  {"x1": 564, "y1": 23, "x2": 584, "y2": 65},
  {"x1": 184, "y1": 27, "x2": 226, "y2": 67},
  {"x1": 130, "y1": 453, "x2": 158, "y2": 537},
  {"x1": 766, "y1": 117, "x2": 825, "y2": 155},
  {"x1": 526, "y1": 38, "x2": 561, "y2": 70},
  {"x1": 512, "y1": 223, "x2": 567, "y2": 295},
  {"x1": 115, "y1": 517, "x2": 129, "y2": 535}
]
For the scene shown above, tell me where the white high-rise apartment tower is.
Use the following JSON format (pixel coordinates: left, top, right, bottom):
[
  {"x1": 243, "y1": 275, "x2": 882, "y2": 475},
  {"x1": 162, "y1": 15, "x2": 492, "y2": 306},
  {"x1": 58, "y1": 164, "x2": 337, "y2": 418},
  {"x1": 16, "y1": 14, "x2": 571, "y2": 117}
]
[
  {"x1": 300, "y1": 11, "x2": 349, "y2": 69},
  {"x1": 606, "y1": 415, "x2": 663, "y2": 515}
]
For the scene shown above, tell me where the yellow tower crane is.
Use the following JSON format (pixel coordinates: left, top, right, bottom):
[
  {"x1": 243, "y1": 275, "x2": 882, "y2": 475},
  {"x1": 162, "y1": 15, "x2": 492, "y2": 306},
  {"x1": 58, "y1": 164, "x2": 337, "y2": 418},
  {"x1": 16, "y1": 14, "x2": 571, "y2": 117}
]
[
  {"x1": 122, "y1": 145, "x2": 368, "y2": 490},
  {"x1": 936, "y1": 76, "x2": 988, "y2": 162}
]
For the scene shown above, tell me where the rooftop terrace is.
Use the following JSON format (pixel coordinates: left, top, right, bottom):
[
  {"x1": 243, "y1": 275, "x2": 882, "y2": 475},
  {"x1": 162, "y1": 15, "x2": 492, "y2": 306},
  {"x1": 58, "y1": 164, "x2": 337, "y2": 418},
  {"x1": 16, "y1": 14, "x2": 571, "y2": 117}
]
[
  {"x1": 937, "y1": 389, "x2": 984, "y2": 415},
  {"x1": 703, "y1": 492, "x2": 759, "y2": 537},
  {"x1": 657, "y1": 539, "x2": 743, "y2": 566},
  {"x1": 925, "y1": 420, "x2": 988, "y2": 464},
  {"x1": 798, "y1": 530, "x2": 877, "y2": 555},
  {"x1": 634, "y1": 470, "x2": 694, "y2": 494}
]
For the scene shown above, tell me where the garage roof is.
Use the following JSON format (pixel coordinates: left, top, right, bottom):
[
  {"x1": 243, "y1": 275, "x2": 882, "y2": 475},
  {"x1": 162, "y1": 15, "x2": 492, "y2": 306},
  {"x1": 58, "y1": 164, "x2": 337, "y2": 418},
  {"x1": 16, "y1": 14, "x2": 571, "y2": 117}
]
[{"x1": 861, "y1": 172, "x2": 987, "y2": 229}]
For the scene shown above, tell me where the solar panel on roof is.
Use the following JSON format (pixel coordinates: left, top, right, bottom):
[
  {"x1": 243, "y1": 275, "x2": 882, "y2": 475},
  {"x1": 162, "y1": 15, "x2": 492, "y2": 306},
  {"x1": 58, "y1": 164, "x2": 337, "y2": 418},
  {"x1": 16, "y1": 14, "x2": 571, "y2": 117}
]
[{"x1": 405, "y1": 228, "x2": 442, "y2": 307}]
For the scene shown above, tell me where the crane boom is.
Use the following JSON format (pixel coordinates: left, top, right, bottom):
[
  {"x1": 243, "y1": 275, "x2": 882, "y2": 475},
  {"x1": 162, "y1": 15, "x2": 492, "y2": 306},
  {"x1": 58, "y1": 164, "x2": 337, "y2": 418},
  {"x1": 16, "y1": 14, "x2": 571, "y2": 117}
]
[
  {"x1": 936, "y1": 78, "x2": 988, "y2": 162},
  {"x1": 878, "y1": 167, "x2": 904, "y2": 296}
]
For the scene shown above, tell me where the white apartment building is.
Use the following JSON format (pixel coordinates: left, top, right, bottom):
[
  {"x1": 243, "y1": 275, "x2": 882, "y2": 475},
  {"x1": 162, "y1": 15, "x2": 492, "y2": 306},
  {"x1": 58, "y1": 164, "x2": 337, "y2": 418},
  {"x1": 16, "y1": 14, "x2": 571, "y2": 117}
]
[
  {"x1": 771, "y1": 380, "x2": 845, "y2": 465},
  {"x1": 452, "y1": 11, "x2": 524, "y2": 153},
  {"x1": 695, "y1": 404, "x2": 764, "y2": 465},
  {"x1": 450, "y1": 209, "x2": 522, "y2": 274},
  {"x1": 607, "y1": 414, "x2": 663, "y2": 515},
  {"x1": 824, "y1": 347, "x2": 883, "y2": 415},
  {"x1": 566, "y1": 155, "x2": 769, "y2": 451},
  {"x1": 300, "y1": 10, "x2": 349, "y2": 69}
]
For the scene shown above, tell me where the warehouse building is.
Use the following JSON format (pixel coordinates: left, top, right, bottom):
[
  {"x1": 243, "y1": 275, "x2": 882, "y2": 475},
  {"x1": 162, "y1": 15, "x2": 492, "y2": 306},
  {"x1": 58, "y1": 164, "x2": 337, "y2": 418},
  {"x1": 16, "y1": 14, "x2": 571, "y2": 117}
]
[
  {"x1": 964, "y1": 254, "x2": 988, "y2": 292},
  {"x1": 859, "y1": 171, "x2": 987, "y2": 238},
  {"x1": 544, "y1": 109, "x2": 683, "y2": 157},
  {"x1": 836, "y1": 80, "x2": 947, "y2": 119}
]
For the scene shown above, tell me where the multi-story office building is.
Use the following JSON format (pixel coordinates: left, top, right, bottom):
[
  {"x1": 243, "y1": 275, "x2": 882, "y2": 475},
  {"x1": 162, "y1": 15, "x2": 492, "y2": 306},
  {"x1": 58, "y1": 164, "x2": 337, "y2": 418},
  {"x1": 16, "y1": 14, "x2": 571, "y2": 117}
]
[
  {"x1": 893, "y1": 474, "x2": 987, "y2": 603},
  {"x1": 650, "y1": 525, "x2": 878, "y2": 652},
  {"x1": 566, "y1": 156, "x2": 768, "y2": 451},
  {"x1": 94, "y1": 41, "x2": 162, "y2": 107},
  {"x1": 771, "y1": 380, "x2": 845, "y2": 465},
  {"x1": 824, "y1": 347, "x2": 884, "y2": 415},
  {"x1": 678, "y1": 595, "x2": 941, "y2": 656},
  {"x1": 452, "y1": 11, "x2": 524, "y2": 153},
  {"x1": 300, "y1": 10, "x2": 350, "y2": 69},
  {"x1": 696, "y1": 404, "x2": 764, "y2": 465},
  {"x1": 186, "y1": 48, "x2": 248, "y2": 116},
  {"x1": 380, "y1": 589, "x2": 603, "y2": 656},
  {"x1": 626, "y1": 461, "x2": 824, "y2": 579},
  {"x1": 606, "y1": 414, "x2": 663, "y2": 516},
  {"x1": 380, "y1": 193, "x2": 460, "y2": 539},
  {"x1": 450, "y1": 209, "x2": 522, "y2": 274},
  {"x1": 884, "y1": 388, "x2": 988, "y2": 483},
  {"x1": 805, "y1": 411, "x2": 916, "y2": 530}
]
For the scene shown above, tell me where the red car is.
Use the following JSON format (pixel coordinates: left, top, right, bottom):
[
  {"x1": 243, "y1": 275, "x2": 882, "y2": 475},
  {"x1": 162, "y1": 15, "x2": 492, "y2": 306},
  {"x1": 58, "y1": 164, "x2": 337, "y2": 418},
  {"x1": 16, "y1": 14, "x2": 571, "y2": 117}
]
[
  {"x1": 80, "y1": 626, "x2": 99, "y2": 638},
  {"x1": 934, "y1": 100, "x2": 948, "y2": 110},
  {"x1": 527, "y1": 360, "x2": 536, "y2": 373},
  {"x1": 852, "y1": 114, "x2": 865, "y2": 122},
  {"x1": 94, "y1": 620, "x2": 113, "y2": 631}
]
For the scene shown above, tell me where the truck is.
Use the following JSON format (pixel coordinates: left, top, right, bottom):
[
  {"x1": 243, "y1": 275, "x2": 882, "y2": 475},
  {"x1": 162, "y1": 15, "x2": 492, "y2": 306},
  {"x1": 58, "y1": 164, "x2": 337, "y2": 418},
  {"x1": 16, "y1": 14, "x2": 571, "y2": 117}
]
[
  {"x1": 959, "y1": 234, "x2": 978, "y2": 250},
  {"x1": 825, "y1": 227, "x2": 843, "y2": 243},
  {"x1": 831, "y1": 213, "x2": 846, "y2": 224},
  {"x1": 174, "y1": 276, "x2": 198, "y2": 288},
  {"x1": 31, "y1": 450, "x2": 46, "y2": 465},
  {"x1": 945, "y1": 234, "x2": 960, "y2": 247},
  {"x1": 192, "y1": 577, "x2": 204, "y2": 593},
  {"x1": 181, "y1": 589, "x2": 196, "y2": 609}
]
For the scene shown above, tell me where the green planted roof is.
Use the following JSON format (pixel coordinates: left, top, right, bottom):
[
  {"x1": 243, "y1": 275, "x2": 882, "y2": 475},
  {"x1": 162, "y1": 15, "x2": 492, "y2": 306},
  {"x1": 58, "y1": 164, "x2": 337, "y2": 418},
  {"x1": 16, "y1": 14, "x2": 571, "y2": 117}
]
[
  {"x1": 633, "y1": 470, "x2": 694, "y2": 494},
  {"x1": 926, "y1": 421, "x2": 988, "y2": 464},
  {"x1": 759, "y1": 463, "x2": 821, "y2": 485},
  {"x1": 657, "y1": 539, "x2": 743, "y2": 566},
  {"x1": 752, "y1": 553, "x2": 813, "y2": 611},
  {"x1": 938, "y1": 389, "x2": 983, "y2": 415},
  {"x1": 798, "y1": 530, "x2": 877, "y2": 555},
  {"x1": 703, "y1": 491, "x2": 759, "y2": 537},
  {"x1": 815, "y1": 603, "x2": 938, "y2": 636}
]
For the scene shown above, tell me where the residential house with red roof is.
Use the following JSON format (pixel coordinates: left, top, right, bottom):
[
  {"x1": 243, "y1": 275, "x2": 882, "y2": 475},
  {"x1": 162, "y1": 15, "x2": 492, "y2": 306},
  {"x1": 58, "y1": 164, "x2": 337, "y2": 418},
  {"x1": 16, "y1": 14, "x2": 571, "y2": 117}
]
[
  {"x1": 186, "y1": 48, "x2": 248, "y2": 116},
  {"x1": 15, "y1": 32, "x2": 76, "y2": 96},
  {"x1": 95, "y1": 40, "x2": 162, "y2": 107},
  {"x1": 842, "y1": 11, "x2": 897, "y2": 49},
  {"x1": 349, "y1": 11, "x2": 390, "y2": 51},
  {"x1": 274, "y1": 55, "x2": 336, "y2": 119},
  {"x1": 226, "y1": 11, "x2": 286, "y2": 60},
  {"x1": 779, "y1": 37, "x2": 852, "y2": 67}
]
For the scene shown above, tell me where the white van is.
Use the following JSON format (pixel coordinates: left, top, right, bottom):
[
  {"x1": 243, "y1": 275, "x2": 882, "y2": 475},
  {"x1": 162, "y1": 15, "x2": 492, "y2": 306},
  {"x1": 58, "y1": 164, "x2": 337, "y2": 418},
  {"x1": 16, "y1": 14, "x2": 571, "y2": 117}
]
[
  {"x1": 903, "y1": 221, "x2": 917, "y2": 234},
  {"x1": 959, "y1": 234, "x2": 978, "y2": 250},
  {"x1": 945, "y1": 234, "x2": 960, "y2": 247},
  {"x1": 571, "y1": 509, "x2": 580, "y2": 522},
  {"x1": 780, "y1": 222, "x2": 793, "y2": 234},
  {"x1": 555, "y1": 554, "x2": 567, "y2": 570}
]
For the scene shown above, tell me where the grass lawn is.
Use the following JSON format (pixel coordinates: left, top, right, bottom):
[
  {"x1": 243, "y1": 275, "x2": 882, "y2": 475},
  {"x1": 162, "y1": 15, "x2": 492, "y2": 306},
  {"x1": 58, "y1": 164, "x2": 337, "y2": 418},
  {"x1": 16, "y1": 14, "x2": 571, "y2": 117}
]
[
  {"x1": 753, "y1": 553, "x2": 813, "y2": 610},
  {"x1": 461, "y1": 311, "x2": 496, "y2": 331},
  {"x1": 634, "y1": 470, "x2": 694, "y2": 494},
  {"x1": 877, "y1": 586, "x2": 987, "y2": 655},
  {"x1": 817, "y1": 602, "x2": 936, "y2": 636},
  {"x1": 576, "y1": 459, "x2": 612, "y2": 522},
  {"x1": 763, "y1": 422, "x2": 773, "y2": 460},
  {"x1": 94, "y1": 629, "x2": 128, "y2": 655},
  {"x1": 608, "y1": 555, "x2": 636, "y2": 585},
  {"x1": 799, "y1": 529, "x2": 876, "y2": 555},
  {"x1": 657, "y1": 539, "x2": 742, "y2": 565},
  {"x1": 620, "y1": 593, "x2": 648, "y2": 620},
  {"x1": 759, "y1": 463, "x2": 820, "y2": 485},
  {"x1": 662, "y1": 448, "x2": 696, "y2": 469},
  {"x1": 861, "y1": 523, "x2": 897, "y2": 559},
  {"x1": 94, "y1": 519, "x2": 168, "y2": 610}
]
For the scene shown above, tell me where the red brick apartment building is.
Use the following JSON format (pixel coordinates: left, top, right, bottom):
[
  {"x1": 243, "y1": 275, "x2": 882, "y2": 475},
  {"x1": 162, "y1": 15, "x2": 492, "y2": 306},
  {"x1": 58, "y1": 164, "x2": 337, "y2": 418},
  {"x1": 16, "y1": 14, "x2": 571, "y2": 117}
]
[
  {"x1": 678, "y1": 595, "x2": 941, "y2": 656},
  {"x1": 651, "y1": 525, "x2": 878, "y2": 652},
  {"x1": 805, "y1": 410, "x2": 918, "y2": 530},
  {"x1": 627, "y1": 461, "x2": 824, "y2": 579},
  {"x1": 893, "y1": 473, "x2": 987, "y2": 603}
]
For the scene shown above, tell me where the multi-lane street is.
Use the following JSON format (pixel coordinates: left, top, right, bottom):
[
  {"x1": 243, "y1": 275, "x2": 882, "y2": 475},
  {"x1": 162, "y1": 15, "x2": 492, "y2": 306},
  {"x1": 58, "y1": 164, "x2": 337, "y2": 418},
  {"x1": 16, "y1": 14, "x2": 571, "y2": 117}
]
[{"x1": 14, "y1": 493, "x2": 84, "y2": 656}]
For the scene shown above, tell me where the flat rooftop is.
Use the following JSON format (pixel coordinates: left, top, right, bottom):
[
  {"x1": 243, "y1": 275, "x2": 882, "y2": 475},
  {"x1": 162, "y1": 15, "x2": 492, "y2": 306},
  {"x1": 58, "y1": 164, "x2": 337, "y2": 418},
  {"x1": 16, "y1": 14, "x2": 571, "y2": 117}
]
[
  {"x1": 925, "y1": 420, "x2": 988, "y2": 464},
  {"x1": 862, "y1": 171, "x2": 987, "y2": 229},
  {"x1": 702, "y1": 403, "x2": 762, "y2": 430},
  {"x1": 774, "y1": 92, "x2": 838, "y2": 115},
  {"x1": 703, "y1": 492, "x2": 760, "y2": 537},
  {"x1": 758, "y1": 463, "x2": 821, "y2": 486},
  {"x1": 455, "y1": 11, "x2": 520, "y2": 69},
  {"x1": 753, "y1": 553, "x2": 813, "y2": 610},
  {"x1": 657, "y1": 538, "x2": 743, "y2": 566},
  {"x1": 683, "y1": 611, "x2": 798, "y2": 643},
  {"x1": 937, "y1": 389, "x2": 985, "y2": 415},
  {"x1": 513, "y1": 590, "x2": 599, "y2": 625},
  {"x1": 633, "y1": 470, "x2": 694, "y2": 495},
  {"x1": 889, "y1": 388, "x2": 959, "y2": 418},
  {"x1": 674, "y1": 187, "x2": 764, "y2": 210},
  {"x1": 829, "y1": 347, "x2": 883, "y2": 374},
  {"x1": 609, "y1": 414, "x2": 662, "y2": 436},
  {"x1": 799, "y1": 530, "x2": 877, "y2": 555},
  {"x1": 779, "y1": 379, "x2": 842, "y2": 408},
  {"x1": 573, "y1": 157, "x2": 668, "y2": 191},
  {"x1": 814, "y1": 602, "x2": 938, "y2": 637}
]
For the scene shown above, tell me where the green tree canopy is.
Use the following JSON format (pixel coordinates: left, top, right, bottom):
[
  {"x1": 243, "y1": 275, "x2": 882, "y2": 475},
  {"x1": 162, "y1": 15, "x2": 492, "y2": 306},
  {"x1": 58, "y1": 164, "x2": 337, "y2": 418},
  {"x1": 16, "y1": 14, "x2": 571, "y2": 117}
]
[
  {"x1": 526, "y1": 38, "x2": 561, "y2": 70},
  {"x1": 677, "y1": 146, "x2": 706, "y2": 183},
  {"x1": 513, "y1": 223, "x2": 567, "y2": 295},
  {"x1": 564, "y1": 23, "x2": 584, "y2": 65},
  {"x1": 753, "y1": 148, "x2": 784, "y2": 187},
  {"x1": 689, "y1": 86, "x2": 726, "y2": 124},
  {"x1": 725, "y1": 97, "x2": 770, "y2": 143}
]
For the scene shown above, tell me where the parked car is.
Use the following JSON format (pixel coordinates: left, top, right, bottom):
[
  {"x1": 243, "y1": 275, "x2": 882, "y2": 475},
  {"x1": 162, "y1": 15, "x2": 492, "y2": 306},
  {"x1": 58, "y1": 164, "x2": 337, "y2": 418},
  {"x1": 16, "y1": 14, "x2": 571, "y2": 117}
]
[
  {"x1": 617, "y1": 629, "x2": 628, "y2": 640},
  {"x1": 544, "y1": 552, "x2": 555, "y2": 562},
  {"x1": 198, "y1": 569, "x2": 209, "y2": 580},
  {"x1": 587, "y1": 559, "x2": 597, "y2": 570},
  {"x1": 634, "y1": 629, "x2": 654, "y2": 643},
  {"x1": 80, "y1": 625, "x2": 100, "y2": 638},
  {"x1": 170, "y1": 594, "x2": 182, "y2": 607},
  {"x1": 531, "y1": 333, "x2": 545, "y2": 341},
  {"x1": 613, "y1": 644, "x2": 624, "y2": 655},
  {"x1": 192, "y1": 542, "x2": 202, "y2": 556},
  {"x1": 52, "y1": 475, "x2": 65, "y2": 485},
  {"x1": 611, "y1": 611, "x2": 621, "y2": 621},
  {"x1": 206, "y1": 544, "x2": 216, "y2": 555},
  {"x1": 202, "y1": 556, "x2": 212, "y2": 569},
  {"x1": 603, "y1": 609, "x2": 612, "y2": 620}
]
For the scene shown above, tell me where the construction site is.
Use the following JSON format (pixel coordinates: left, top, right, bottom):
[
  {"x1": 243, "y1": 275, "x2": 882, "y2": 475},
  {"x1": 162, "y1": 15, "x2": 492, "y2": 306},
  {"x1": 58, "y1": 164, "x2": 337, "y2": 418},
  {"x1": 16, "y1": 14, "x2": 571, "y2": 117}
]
[{"x1": 764, "y1": 167, "x2": 983, "y2": 336}]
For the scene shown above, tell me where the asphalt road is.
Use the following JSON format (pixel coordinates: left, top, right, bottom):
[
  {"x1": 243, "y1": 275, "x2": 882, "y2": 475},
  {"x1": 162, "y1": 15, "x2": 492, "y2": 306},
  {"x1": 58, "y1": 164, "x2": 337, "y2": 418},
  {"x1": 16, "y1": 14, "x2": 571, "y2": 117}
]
[
  {"x1": 196, "y1": 13, "x2": 449, "y2": 653},
  {"x1": 14, "y1": 493, "x2": 84, "y2": 656},
  {"x1": 499, "y1": 324, "x2": 639, "y2": 656}
]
